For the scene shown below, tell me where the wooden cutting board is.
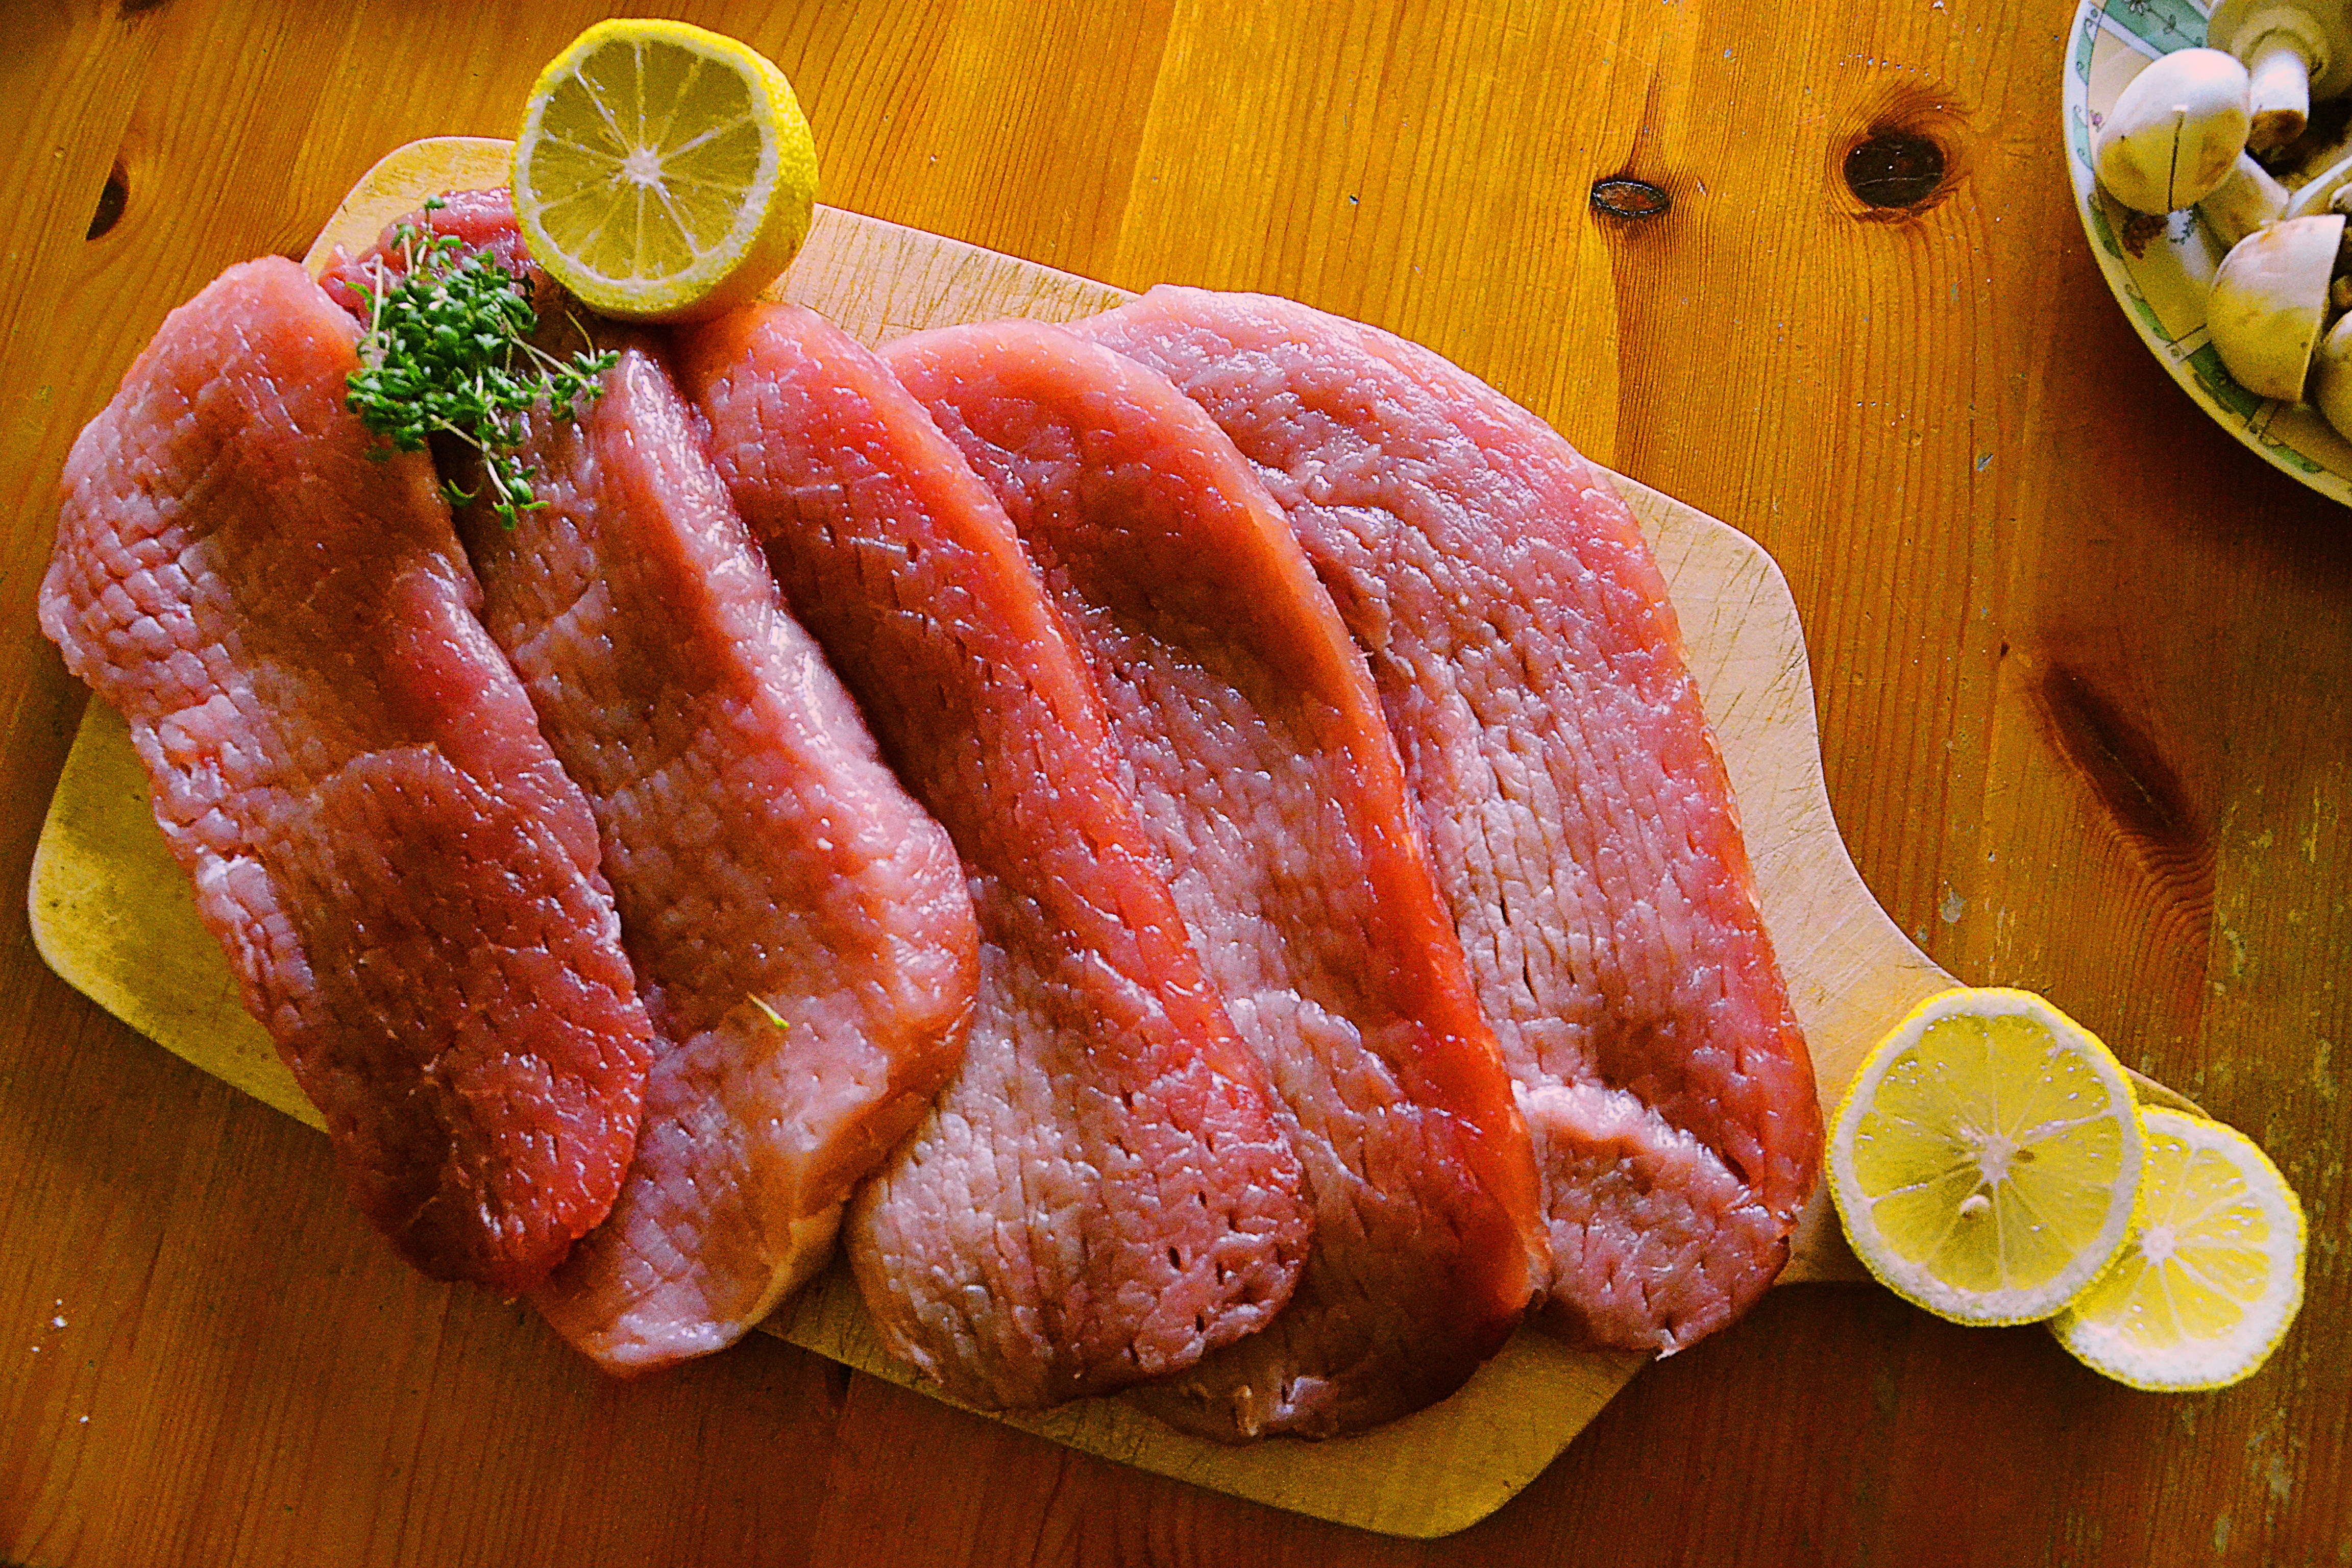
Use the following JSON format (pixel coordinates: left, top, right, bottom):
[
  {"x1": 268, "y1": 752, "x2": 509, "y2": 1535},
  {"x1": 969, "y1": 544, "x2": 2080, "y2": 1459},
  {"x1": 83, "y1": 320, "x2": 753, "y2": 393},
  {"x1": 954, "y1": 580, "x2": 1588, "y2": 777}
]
[{"x1": 27, "y1": 136, "x2": 2130, "y2": 1539}]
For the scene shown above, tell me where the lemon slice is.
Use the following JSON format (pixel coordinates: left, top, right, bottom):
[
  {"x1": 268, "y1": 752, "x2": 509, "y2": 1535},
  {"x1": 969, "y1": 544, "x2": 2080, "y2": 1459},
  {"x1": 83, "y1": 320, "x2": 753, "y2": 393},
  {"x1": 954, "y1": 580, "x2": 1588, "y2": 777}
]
[
  {"x1": 512, "y1": 19, "x2": 817, "y2": 321},
  {"x1": 2050, "y1": 1108, "x2": 2305, "y2": 1390},
  {"x1": 1829, "y1": 988, "x2": 2144, "y2": 1325}
]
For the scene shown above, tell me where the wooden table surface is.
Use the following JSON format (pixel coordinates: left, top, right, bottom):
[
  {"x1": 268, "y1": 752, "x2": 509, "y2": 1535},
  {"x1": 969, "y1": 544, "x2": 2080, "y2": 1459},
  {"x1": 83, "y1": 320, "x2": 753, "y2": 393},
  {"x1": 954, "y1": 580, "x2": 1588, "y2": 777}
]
[{"x1": 3, "y1": 1, "x2": 2344, "y2": 1563}]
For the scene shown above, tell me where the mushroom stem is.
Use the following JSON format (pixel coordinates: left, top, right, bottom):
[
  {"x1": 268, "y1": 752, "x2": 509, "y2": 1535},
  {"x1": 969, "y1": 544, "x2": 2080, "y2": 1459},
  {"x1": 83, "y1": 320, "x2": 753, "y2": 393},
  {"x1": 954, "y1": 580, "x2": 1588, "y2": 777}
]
[
  {"x1": 2286, "y1": 145, "x2": 2352, "y2": 217},
  {"x1": 2248, "y1": 34, "x2": 2317, "y2": 148},
  {"x1": 2204, "y1": 151, "x2": 2295, "y2": 246},
  {"x1": 2211, "y1": 0, "x2": 2352, "y2": 154}
]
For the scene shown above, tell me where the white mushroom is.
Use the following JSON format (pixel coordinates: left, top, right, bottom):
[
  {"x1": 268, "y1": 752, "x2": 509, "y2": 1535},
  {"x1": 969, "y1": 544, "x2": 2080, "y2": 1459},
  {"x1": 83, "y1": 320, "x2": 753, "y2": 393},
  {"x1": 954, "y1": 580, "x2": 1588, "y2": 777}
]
[
  {"x1": 2095, "y1": 48, "x2": 2253, "y2": 213},
  {"x1": 2284, "y1": 143, "x2": 2352, "y2": 215},
  {"x1": 2305, "y1": 311, "x2": 2352, "y2": 435},
  {"x1": 2207, "y1": 212, "x2": 2346, "y2": 400},
  {"x1": 2202, "y1": 151, "x2": 2295, "y2": 244},
  {"x1": 2207, "y1": 0, "x2": 2352, "y2": 151}
]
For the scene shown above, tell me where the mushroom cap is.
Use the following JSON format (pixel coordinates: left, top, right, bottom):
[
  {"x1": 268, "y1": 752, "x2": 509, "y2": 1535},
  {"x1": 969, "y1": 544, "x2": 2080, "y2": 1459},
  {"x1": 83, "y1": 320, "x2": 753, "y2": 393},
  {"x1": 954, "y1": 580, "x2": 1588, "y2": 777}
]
[
  {"x1": 2208, "y1": 212, "x2": 2346, "y2": 402},
  {"x1": 2307, "y1": 312, "x2": 2352, "y2": 438},
  {"x1": 2095, "y1": 49, "x2": 2253, "y2": 213},
  {"x1": 2208, "y1": 0, "x2": 2352, "y2": 100}
]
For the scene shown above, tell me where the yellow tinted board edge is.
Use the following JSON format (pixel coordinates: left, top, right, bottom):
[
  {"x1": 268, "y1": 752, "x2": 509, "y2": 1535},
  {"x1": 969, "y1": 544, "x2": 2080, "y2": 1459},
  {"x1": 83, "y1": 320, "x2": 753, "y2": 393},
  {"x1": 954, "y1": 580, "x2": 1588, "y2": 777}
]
[
  {"x1": 32, "y1": 700, "x2": 1639, "y2": 1537},
  {"x1": 24, "y1": 149, "x2": 1900, "y2": 1536},
  {"x1": 32, "y1": 701, "x2": 324, "y2": 1131}
]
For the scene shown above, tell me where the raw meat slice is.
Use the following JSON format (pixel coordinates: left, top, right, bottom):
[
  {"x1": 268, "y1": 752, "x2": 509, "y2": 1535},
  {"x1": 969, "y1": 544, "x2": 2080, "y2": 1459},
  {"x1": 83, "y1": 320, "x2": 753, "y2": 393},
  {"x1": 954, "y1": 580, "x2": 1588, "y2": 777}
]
[
  {"x1": 885, "y1": 320, "x2": 1544, "y2": 1438},
  {"x1": 675, "y1": 303, "x2": 1312, "y2": 1409},
  {"x1": 1074, "y1": 288, "x2": 1821, "y2": 1353},
  {"x1": 318, "y1": 186, "x2": 534, "y2": 315},
  {"x1": 491, "y1": 344, "x2": 981, "y2": 1370},
  {"x1": 38, "y1": 257, "x2": 653, "y2": 1294},
  {"x1": 336, "y1": 200, "x2": 980, "y2": 1374}
]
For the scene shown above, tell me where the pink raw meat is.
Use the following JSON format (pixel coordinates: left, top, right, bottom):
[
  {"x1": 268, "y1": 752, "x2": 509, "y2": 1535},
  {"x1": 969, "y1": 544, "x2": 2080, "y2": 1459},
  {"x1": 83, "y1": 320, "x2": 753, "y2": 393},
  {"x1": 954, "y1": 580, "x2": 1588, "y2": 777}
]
[
  {"x1": 887, "y1": 319, "x2": 1544, "y2": 1438},
  {"x1": 490, "y1": 343, "x2": 978, "y2": 1371},
  {"x1": 332, "y1": 197, "x2": 981, "y2": 1372},
  {"x1": 676, "y1": 303, "x2": 1311, "y2": 1409},
  {"x1": 39, "y1": 257, "x2": 653, "y2": 1294},
  {"x1": 1075, "y1": 288, "x2": 1821, "y2": 1353}
]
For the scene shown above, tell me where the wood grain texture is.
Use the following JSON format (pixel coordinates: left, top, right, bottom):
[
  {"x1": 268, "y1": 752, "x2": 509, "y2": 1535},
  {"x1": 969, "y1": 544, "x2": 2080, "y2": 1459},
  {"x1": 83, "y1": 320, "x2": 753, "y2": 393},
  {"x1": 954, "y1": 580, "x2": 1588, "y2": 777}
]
[
  {"x1": 37, "y1": 142, "x2": 1923, "y2": 1532},
  {"x1": 1, "y1": 1, "x2": 2345, "y2": 1564}
]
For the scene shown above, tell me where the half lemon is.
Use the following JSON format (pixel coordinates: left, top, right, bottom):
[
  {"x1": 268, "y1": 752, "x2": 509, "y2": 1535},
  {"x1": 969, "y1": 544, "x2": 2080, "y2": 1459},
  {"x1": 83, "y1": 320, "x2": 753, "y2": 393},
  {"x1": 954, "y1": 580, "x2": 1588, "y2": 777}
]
[
  {"x1": 2049, "y1": 1107, "x2": 2306, "y2": 1391},
  {"x1": 512, "y1": 19, "x2": 817, "y2": 321},
  {"x1": 1829, "y1": 988, "x2": 2144, "y2": 1325}
]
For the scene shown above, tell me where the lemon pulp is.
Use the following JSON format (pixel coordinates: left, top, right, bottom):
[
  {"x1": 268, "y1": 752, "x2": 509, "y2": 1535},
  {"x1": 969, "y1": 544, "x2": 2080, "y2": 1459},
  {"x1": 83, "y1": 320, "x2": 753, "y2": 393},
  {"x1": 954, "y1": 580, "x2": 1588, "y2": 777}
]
[
  {"x1": 1830, "y1": 988, "x2": 2143, "y2": 1325},
  {"x1": 2050, "y1": 1107, "x2": 2306, "y2": 1391},
  {"x1": 513, "y1": 19, "x2": 817, "y2": 321}
]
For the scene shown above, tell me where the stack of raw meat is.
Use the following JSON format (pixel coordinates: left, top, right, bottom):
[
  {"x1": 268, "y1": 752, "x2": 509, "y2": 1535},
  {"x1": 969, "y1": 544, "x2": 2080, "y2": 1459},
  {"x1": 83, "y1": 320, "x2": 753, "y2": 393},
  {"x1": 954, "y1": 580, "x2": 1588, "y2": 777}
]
[{"x1": 39, "y1": 189, "x2": 1819, "y2": 1441}]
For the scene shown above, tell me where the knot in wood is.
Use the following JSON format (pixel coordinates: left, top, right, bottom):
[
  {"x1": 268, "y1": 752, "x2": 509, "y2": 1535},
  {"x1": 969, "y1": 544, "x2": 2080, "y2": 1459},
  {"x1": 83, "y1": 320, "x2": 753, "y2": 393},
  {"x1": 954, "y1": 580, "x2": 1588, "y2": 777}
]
[
  {"x1": 1843, "y1": 131, "x2": 1945, "y2": 210},
  {"x1": 1590, "y1": 178, "x2": 1671, "y2": 220},
  {"x1": 87, "y1": 161, "x2": 129, "y2": 241}
]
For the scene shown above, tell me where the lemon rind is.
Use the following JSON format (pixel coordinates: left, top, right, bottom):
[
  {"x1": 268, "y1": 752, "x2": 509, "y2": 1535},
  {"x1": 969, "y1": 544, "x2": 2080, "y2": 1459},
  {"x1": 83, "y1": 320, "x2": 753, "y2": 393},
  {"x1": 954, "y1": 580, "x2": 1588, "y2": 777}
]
[
  {"x1": 2047, "y1": 1107, "x2": 2307, "y2": 1392},
  {"x1": 1828, "y1": 987, "x2": 2146, "y2": 1328},
  {"x1": 512, "y1": 19, "x2": 815, "y2": 323}
]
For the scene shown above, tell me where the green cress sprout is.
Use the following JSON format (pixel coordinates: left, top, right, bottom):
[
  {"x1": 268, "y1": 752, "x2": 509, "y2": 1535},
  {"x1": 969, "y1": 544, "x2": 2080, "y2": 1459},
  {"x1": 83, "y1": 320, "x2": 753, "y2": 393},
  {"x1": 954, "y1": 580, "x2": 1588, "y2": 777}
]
[{"x1": 344, "y1": 197, "x2": 618, "y2": 524}]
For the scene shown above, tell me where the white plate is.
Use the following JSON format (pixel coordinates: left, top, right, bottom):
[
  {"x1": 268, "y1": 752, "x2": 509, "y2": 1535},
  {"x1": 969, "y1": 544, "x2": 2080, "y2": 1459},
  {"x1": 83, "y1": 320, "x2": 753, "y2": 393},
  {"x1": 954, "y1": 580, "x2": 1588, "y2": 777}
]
[{"x1": 2064, "y1": 0, "x2": 2352, "y2": 505}]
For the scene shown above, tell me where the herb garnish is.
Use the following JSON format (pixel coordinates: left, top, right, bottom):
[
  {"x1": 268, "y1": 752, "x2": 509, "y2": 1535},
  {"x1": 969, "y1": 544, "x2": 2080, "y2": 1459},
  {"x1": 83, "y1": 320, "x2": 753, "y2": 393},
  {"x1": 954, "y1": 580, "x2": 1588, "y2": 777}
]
[{"x1": 344, "y1": 198, "x2": 619, "y2": 524}]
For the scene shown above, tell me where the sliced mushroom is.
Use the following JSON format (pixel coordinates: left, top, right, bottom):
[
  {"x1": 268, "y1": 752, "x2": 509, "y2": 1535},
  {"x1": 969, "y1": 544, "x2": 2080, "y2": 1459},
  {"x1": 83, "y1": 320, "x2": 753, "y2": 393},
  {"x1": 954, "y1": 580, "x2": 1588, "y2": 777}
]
[
  {"x1": 2208, "y1": 0, "x2": 2352, "y2": 152},
  {"x1": 2306, "y1": 312, "x2": 2352, "y2": 435},
  {"x1": 2202, "y1": 151, "x2": 2295, "y2": 246},
  {"x1": 2208, "y1": 213, "x2": 2345, "y2": 400},
  {"x1": 2095, "y1": 48, "x2": 2253, "y2": 213},
  {"x1": 2285, "y1": 143, "x2": 2352, "y2": 215}
]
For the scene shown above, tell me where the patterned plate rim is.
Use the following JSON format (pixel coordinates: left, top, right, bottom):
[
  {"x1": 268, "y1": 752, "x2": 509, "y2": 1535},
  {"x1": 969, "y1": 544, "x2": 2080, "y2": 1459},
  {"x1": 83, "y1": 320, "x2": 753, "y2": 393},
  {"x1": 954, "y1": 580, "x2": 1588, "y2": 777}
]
[{"x1": 2063, "y1": 0, "x2": 2352, "y2": 508}]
